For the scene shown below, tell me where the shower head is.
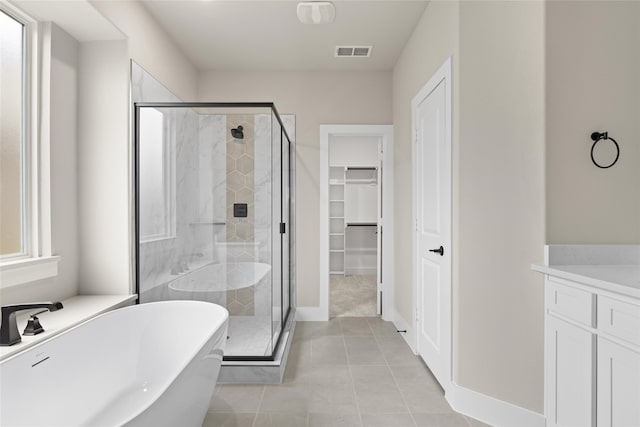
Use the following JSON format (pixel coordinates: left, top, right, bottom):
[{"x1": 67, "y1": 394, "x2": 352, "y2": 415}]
[{"x1": 231, "y1": 125, "x2": 244, "y2": 140}]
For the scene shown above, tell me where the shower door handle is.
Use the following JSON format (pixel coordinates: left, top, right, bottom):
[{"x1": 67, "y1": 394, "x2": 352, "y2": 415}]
[{"x1": 429, "y1": 246, "x2": 444, "y2": 256}]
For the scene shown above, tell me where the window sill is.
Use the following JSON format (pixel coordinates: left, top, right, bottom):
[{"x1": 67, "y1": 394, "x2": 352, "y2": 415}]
[{"x1": 0, "y1": 256, "x2": 61, "y2": 288}]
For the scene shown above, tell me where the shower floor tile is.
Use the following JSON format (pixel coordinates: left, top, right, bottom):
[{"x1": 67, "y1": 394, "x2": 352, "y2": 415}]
[{"x1": 225, "y1": 316, "x2": 274, "y2": 357}]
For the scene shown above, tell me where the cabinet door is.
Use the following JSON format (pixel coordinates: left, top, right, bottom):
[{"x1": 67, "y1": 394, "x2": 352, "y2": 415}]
[
  {"x1": 597, "y1": 337, "x2": 640, "y2": 427},
  {"x1": 546, "y1": 315, "x2": 596, "y2": 427}
]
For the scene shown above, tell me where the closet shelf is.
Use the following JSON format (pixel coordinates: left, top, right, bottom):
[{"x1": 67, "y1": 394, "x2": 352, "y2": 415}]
[
  {"x1": 329, "y1": 233, "x2": 344, "y2": 236},
  {"x1": 345, "y1": 179, "x2": 377, "y2": 184}
]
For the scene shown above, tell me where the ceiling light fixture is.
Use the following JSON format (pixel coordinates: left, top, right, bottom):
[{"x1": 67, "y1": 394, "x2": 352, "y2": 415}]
[{"x1": 297, "y1": 1, "x2": 335, "y2": 25}]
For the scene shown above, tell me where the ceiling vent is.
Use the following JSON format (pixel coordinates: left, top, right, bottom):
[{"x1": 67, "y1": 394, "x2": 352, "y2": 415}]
[{"x1": 335, "y1": 46, "x2": 372, "y2": 58}]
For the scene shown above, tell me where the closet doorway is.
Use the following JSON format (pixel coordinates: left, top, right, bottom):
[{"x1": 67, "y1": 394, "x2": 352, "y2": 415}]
[{"x1": 320, "y1": 125, "x2": 394, "y2": 320}]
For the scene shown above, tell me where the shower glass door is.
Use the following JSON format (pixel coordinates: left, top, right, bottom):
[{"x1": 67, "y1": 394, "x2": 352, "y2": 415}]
[{"x1": 135, "y1": 103, "x2": 292, "y2": 361}]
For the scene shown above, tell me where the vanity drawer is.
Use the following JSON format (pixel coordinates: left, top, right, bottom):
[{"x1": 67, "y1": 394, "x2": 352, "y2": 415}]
[
  {"x1": 598, "y1": 296, "x2": 640, "y2": 347},
  {"x1": 546, "y1": 278, "x2": 595, "y2": 327}
]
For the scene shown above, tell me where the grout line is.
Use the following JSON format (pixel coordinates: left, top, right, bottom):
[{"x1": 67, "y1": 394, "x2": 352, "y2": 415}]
[
  {"x1": 383, "y1": 333, "x2": 418, "y2": 427},
  {"x1": 251, "y1": 384, "x2": 268, "y2": 427},
  {"x1": 342, "y1": 325, "x2": 365, "y2": 427}
]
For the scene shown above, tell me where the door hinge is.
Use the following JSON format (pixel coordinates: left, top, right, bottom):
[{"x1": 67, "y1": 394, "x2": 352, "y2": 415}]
[
  {"x1": 280, "y1": 223, "x2": 286, "y2": 234},
  {"x1": 415, "y1": 307, "x2": 419, "y2": 323}
]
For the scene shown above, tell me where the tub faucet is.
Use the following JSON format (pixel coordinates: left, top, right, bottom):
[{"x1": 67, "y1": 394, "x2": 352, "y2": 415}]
[{"x1": 0, "y1": 302, "x2": 63, "y2": 346}]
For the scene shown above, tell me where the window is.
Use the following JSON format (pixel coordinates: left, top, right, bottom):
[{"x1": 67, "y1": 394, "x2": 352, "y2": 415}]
[
  {"x1": 0, "y1": 9, "x2": 26, "y2": 258},
  {"x1": 0, "y1": 4, "x2": 58, "y2": 287},
  {"x1": 139, "y1": 107, "x2": 175, "y2": 242}
]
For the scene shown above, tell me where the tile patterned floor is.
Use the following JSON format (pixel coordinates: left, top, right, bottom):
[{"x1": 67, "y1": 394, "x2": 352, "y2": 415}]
[
  {"x1": 330, "y1": 275, "x2": 377, "y2": 317},
  {"x1": 204, "y1": 317, "x2": 492, "y2": 427}
]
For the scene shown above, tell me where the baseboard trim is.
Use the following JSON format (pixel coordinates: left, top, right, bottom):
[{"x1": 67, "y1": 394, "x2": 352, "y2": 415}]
[
  {"x1": 392, "y1": 310, "x2": 416, "y2": 353},
  {"x1": 295, "y1": 306, "x2": 328, "y2": 321},
  {"x1": 448, "y1": 383, "x2": 545, "y2": 427},
  {"x1": 391, "y1": 311, "x2": 544, "y2": 427}
]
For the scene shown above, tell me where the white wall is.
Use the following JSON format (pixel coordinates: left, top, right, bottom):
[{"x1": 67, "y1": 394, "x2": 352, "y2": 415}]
[
  {"x1": 457, "y1": 1, "x2": 545, "y2": 413},
  {"x1": 0, "y1": 23, "x2": 80, "y2": 305},
  {"x1": 77, "y1": 40, "x2": 130, "y2": 295},
  {"x1": 198, "y1": 70, "x2": 392, "y2": 308},
  {"x1": 329, "y1": 135, "x2": 379, "y2": 167},
  {"x1": 73, "y1": 1, "x2": 201, "y2": 295},
  {"x1": 393, "y1": 0, "x2": 545, "y2": 414},
  {"x1": 546, "y1": 0, "x2": 640, "y2": 244},
  {"x1": 47, "y1": 24, "x2": 80, "y2": 299},
  {"x1": 2, "y1": 0, "x2": 193, "y2": 300},
  {"x1": 90, "y1": 0, "x2": 198, "y2": 101}
]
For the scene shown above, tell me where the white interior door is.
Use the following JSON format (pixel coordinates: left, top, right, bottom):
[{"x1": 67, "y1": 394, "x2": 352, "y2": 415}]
[{"x1": 413, "y1": 58, "x2": 452, "y2": 390}]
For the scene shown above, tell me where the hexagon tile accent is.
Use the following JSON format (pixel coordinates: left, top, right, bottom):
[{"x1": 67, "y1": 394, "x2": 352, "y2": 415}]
[{"x1": 226, "y1": 115, "x2": 256, "y2": 316}]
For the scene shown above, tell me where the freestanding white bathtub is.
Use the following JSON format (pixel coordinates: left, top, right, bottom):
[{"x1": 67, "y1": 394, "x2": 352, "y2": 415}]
[{"x1": 0, "y1": 301, "x2": 228, "y2": 427}]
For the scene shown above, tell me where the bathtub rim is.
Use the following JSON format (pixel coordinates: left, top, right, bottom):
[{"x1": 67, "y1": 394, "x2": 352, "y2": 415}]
[
  {"x1": 0, "y1": 295, "x2": 137, "y2": 362},
  {"x1": 0, "y1": 300, "x2": 227, "y2": 364}
]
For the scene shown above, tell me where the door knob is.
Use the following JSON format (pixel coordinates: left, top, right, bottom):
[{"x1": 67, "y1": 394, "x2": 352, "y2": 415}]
[{"x1": 429, "y1": 246, "x2": 444, "y2": 256}]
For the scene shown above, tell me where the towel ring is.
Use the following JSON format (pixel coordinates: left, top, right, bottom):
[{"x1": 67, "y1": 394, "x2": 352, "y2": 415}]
[{"x1": 590, "y1": 131, "x2": 619, "y2": 169}]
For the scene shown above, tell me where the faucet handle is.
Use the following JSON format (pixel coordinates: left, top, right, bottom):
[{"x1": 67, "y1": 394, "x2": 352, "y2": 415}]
[
  {"x1": 1, "y1": 301, "x2": 63, "y2": 346},
  {"x1": 23, "y1": 310, "x2": 48, "y2": 336}
]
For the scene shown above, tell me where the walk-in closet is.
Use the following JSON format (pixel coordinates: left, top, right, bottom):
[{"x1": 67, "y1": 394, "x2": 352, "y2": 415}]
[{"x1": 328, "y1": 135, "x2": 381, "y2": 317}]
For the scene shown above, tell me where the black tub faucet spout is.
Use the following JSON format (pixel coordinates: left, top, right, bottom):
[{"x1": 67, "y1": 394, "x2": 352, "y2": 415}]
[{"x1": 1, "y1": 302, "x2": 63, "y2": 346}]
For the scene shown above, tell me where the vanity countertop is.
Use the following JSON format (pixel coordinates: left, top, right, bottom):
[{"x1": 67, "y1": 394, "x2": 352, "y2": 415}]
[
  {"x1": 531, "y1": 263, "x2": 640, "y2": 299},
  {"x1": 0, "y1": 294, "x2": 137, "y2": 361}
]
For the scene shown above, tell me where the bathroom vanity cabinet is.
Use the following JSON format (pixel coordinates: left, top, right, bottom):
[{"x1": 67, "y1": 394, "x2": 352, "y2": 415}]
[{"x1": 533, "y1": 246, "x2": 640, "y2": 427}]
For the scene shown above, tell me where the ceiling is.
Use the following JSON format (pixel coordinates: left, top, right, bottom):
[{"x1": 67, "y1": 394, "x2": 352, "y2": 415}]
[{"x1": 140, "y1": 1, "x2": 429, "y2": 71}]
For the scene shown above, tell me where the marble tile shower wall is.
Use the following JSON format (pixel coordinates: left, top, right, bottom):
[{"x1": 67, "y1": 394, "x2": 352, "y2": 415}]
[
  {"x1": 133, "y1": 62, "x2": 296, "y2": 319},
  {"x1": 198, "y1": 114, "x2": 227, "y2": 261},
  {"x1": 134, "y1": 62, "x2": 215, "y2": 302},
  {"x1": 139, "y1": 107, "x2": 212, "y2": 302}
]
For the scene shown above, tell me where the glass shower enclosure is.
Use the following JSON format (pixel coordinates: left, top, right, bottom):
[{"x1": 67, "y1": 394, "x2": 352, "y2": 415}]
[{"x1": 134, "y1": 102, "x2": 292, "y2": 361}]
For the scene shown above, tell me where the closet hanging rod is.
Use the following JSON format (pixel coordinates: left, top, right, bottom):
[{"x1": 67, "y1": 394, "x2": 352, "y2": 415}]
[
  {"x1": 346, "y1": 166, "x2": 377, "y2": 170},
  {"x1": 346, "y1": 222, "x2": 377, "y2": 227},
  {"x1": 189, "y1": 221, "x2": 226, "y2": 226}
]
